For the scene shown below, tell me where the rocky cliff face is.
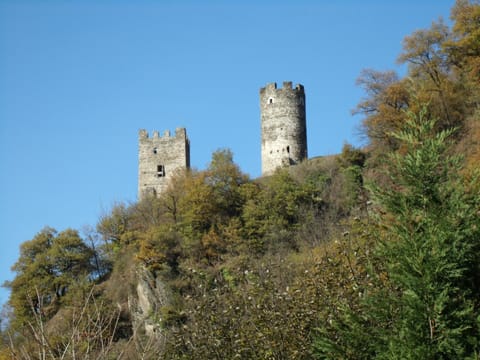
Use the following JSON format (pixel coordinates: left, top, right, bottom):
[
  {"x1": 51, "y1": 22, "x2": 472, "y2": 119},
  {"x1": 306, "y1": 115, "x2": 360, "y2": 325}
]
[{"x1": 128, "y1": 266, "x2": 168, "y2": 351}]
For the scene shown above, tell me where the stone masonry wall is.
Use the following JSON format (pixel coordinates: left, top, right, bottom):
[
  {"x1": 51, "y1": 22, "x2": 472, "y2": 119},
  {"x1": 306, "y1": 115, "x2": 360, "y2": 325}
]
[
  {"x1": 138, "y1": 128, "x2": 190, "y2": 199},
  {"x1": 260, "y1": 81, "x2": 307, "y2": 176}
]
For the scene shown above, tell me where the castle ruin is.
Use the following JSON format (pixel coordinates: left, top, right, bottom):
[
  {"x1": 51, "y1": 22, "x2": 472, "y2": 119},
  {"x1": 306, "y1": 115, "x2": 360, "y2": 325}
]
[
  {"x1": 260, "y1": 81, "x2": 307, "y2": 175},
  {"x1": 138, "y1": 81, "x2": 307, "y2": 199},
  {"x1": 138, "y1": 128, "x2": 190, "y2": 199}
]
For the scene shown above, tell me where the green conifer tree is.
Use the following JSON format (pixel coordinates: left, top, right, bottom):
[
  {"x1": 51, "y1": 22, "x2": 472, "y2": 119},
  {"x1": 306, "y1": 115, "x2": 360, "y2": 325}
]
[{"x1": 314, "y1": 106, "x2": 480, "y2": 359}]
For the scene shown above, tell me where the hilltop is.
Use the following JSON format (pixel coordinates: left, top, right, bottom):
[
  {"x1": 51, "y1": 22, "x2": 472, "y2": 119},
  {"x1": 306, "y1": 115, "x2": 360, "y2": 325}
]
[{"x1": 2, "y1": 1, "x2": 480, "y2": 358}]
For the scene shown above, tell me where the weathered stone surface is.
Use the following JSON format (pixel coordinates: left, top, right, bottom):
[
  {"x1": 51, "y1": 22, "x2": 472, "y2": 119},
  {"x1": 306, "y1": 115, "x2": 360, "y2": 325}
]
[
  {"x1": 138, "y1": 128, "x2": 190, "y2": 199},
  {"x1": 128, "y1": 266, "x2": 168, "y2": 344},
  {"x1": 260, "y1": 81, "x2": 307, "y2": 176},
  {"x1": 138, "y1": 81, "x2": 308, "y2": 198}
]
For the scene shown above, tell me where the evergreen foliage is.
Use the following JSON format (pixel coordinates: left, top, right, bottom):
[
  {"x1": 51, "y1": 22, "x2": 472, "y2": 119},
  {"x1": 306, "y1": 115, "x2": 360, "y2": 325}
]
[{"x1": 314, "y1": 107, "x2": 480, "y2": 359}]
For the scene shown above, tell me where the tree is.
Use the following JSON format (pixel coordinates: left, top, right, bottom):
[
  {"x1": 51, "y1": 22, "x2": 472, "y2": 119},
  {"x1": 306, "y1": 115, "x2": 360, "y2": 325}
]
[
  {"x1": 447, "y1": 0, "x2": 480, "y2": 84},
  {"x1": 356, "y1": 5, "x2": 479, "y2": 158},
  {"x1": 241, "y1": 170, "x2": 316, "y2": 252},
  {"x1": 446, "y1": 0, "x2": 480, "y2": 174},
  {"x1": 398, "y1": 21, "x2": 450, "y2": 83},
  {"x1": 96, "y1": 203, "x2": 133, "y2": 246},
  {"x1": 5, "y1": 228, "x2": 94, "y2": 327},
  {"x1": 3, "y1": 286, "x2": 133, "y2": 360},
  {"x1": 205, "y1": 148, "x2": 249, "y2": 220},
  {"x1": 353, "y1": 69, "x2": 410, "y2": 151},
  {"x1": 314, "y1": 106, "x2": 480, "y2": 358},
  {"x1": 174, "y1": 149, "x2": 248, "y2": 259},
  {"x1": 137, "y1": 225, "x2": 182, "y2": 273},
  {"x1": 177, "y1": 170, "x2": 216, "y2": 238}
]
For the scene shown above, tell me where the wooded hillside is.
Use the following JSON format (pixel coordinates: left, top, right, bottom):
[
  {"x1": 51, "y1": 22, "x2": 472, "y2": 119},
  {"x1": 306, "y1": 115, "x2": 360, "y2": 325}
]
[{"x1": 2, "y1": 1, "x2": 480, "y2": 358}]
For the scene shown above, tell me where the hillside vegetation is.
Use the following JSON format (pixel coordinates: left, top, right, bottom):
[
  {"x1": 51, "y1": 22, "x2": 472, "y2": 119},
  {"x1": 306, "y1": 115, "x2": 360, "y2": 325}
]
[{"x1": 2, "y1": 1, "x2": 480, "y2": 358}]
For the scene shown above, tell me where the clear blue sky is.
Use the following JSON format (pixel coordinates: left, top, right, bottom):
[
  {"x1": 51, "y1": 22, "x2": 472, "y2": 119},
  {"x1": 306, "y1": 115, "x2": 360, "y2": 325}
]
[{"x1": 0, "y1": 0, "x2": 454, "y2": 306}]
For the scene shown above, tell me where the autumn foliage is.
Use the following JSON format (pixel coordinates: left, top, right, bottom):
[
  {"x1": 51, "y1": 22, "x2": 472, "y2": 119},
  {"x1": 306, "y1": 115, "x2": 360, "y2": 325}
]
[{"x1": 2, "y1": 1, "x2": 480, "y2": 358}]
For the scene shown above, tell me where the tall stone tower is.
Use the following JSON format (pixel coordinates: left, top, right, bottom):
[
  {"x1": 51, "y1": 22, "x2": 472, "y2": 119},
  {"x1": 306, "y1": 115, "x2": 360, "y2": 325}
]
[
  {"x1": 260, "y1": 81, "x2": 307, "y2": 176},
  {"x1": 138, "y1": 127, "x2": 190, "y2": 199}
]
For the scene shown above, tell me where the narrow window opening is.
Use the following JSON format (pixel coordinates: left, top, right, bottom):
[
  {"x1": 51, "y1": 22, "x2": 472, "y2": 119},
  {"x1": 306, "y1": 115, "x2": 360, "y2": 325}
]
[
  {"x1": 286, "y1": 146, "x2": 290, "y2": 153},
  {"x1": 269, "y1": 98, "x2": 274, "y2": 104},
  {"x1": 153, "y1": 147, "x2": 158, "y2": 154},
  {"x1": 157, "y1": 165, "x2": 165, "y2": 177}
]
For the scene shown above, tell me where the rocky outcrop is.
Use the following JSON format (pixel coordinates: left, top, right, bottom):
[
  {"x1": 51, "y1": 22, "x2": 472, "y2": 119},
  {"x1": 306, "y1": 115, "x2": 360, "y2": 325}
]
[{"x1": 128, "y1": 265, "x2": 168, "y2": 350}]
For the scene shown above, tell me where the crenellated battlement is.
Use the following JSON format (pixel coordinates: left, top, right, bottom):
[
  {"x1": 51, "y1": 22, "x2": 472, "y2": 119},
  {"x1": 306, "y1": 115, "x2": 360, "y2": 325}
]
[
  {"x1": 139, "y1": 81, "x2": 307, "y2": 197},
  {"x1": 139, "y1": 129, "x2": 148, "y2": 139},
  {"x1": 175, "y1": 127, "x2": 187, "y2": 137},
  {"x1": 260, "y1": 81, "x2": 304, "y2": 95},
  {"x1": 139, "y1": 128, "x2": 187, "y2": 140}
]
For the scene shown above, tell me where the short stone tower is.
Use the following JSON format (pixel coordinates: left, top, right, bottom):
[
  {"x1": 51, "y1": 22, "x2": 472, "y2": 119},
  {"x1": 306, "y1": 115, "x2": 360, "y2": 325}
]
[
  {"x1": 138, "y1": 128, "x2": 190, "y2": 199},
  {"x1": 260, "y1": 81, "x2": 307, "y2": 175}
]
